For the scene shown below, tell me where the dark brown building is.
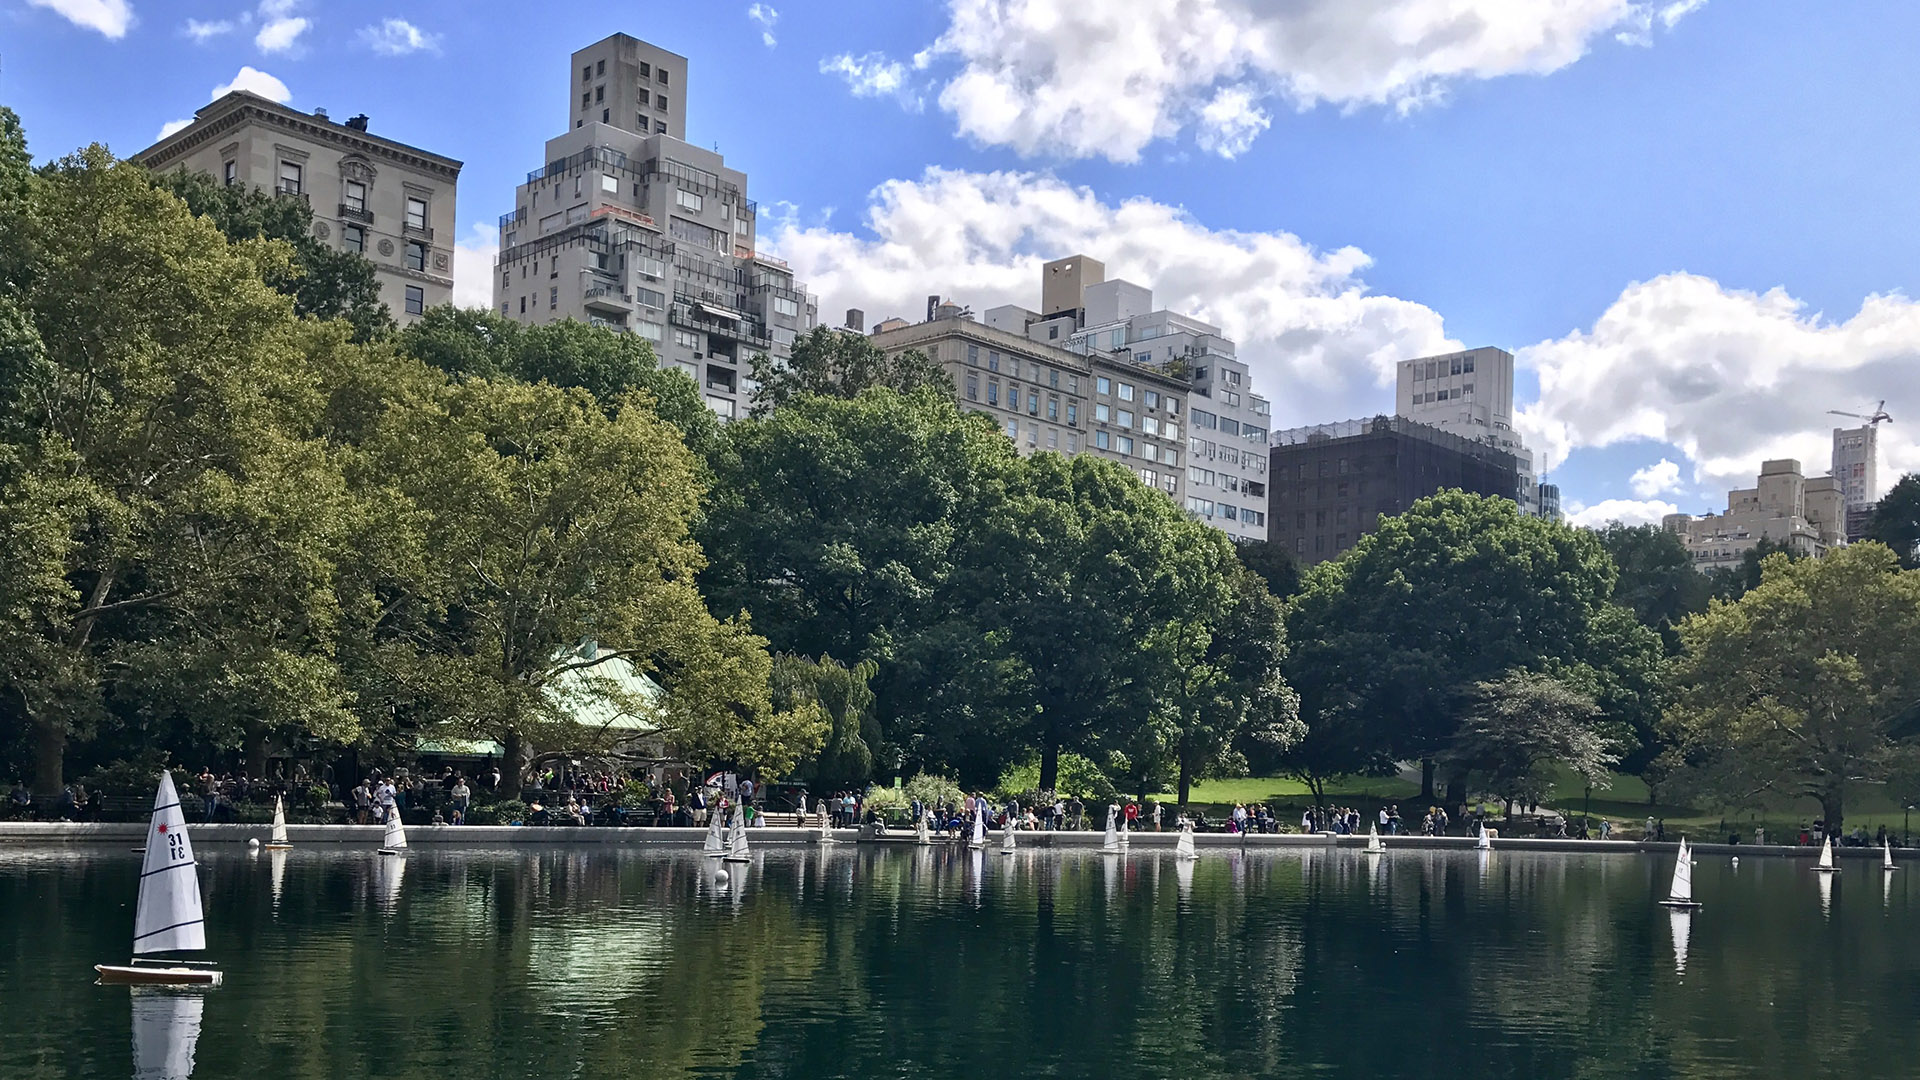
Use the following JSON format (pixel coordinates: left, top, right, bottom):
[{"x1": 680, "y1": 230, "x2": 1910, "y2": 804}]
[{"x1": 1268, "y1": 415, "x2": 1521, "y2": 564}]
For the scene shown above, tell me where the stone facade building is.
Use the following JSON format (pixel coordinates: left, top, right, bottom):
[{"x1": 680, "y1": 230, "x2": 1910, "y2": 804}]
[
  {"x1": 136, "y1": 91, "x2": 462, "y2": 323},
  {"x1": 1662, "y1": 459, "x2": 1846, "y2": 572}
]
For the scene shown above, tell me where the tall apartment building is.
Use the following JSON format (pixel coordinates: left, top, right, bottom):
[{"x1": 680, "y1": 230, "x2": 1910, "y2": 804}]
[
  {"x1": 1268, "y1": 416, "x2": 1521, "y2": 564},
  {"x1": 1536, "y1": 482, "x2": 1562, "y2": 522},
  {"x1": 1394, "y1": 347, "x2": 1538, "y2": 516},
  {"x1": 137, "y1": 91, "x2": 462, "y2": 323},
  {"x1": 1832, "y1": 423, "x2": 1879, "y2": 540},
  {"x1": 493, "y1": 34, "x2": 816, "y2": 420},
  {"x1": 1661, "y1": 459, "x2": 1846, "y2": 572}
]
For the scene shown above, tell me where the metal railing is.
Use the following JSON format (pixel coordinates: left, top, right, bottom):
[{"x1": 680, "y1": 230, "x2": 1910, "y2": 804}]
[
  {"x1": 404, "y1": 222, "x2": 434, "y2": 241},
  {"x1": 339, "y1": 204, "x2": 373, "y2": 224}
]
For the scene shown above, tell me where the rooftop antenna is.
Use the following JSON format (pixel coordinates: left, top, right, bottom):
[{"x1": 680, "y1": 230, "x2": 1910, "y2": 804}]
[{"x1": 1828, "y1": 399, "x2": 1892, "y2": 426}]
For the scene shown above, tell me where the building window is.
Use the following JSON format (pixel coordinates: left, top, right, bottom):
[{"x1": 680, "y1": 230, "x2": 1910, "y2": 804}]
[
  {"x1": 1143, "y1": 416, "x2": 1159, "y2": 436},
  {"x1": 1027, "y1": 391, "x2": 1039, "y2": 415},
  {"x1": 1167, "y1": 399, "x2": 1180, "y2": 416},
  {"x1": 1005, "y1": 418, "x2": 1018, "y2": 439},
  {"x1": 656, "y1": 121, "x2": 668, "y2": 134},
  {"x1": 988, "y1": 352, "x2": 1001, "y2": 372},
  {"x1": 965, "y1": 375, "x2": 978, "y2": 401},
  {"x1": 1095, "y1": 431, "x2": 1110, "y2": 450},
  {"x1": 223, "y1": 160, "x2": 237, "y2": 186},
  {"x1": 1068, "y1": 375, "x2": 1080, "y2": 394},
  {"x1": 638, "y1": 62, "x2": 651, "y2": 78},
  {"x1": 1117, "y1": 410, "x2": 1133, "y2": 429},
  {"x1": 1047, "y1": 398, "x2": 1059, "y2": 421},
  {"x1": 405, "y1": 241, "x2": 426, "y2": 271},
  {"x1": 406, "y1": 197, "x2": 428, "y2": 231},
  {"x1": 1047, "y1": 429, "x2": 1059, "y2": 449},
  {"x1": 1145, "y1": 390, "x2": 1159, "y2": 409},
  {"x1": 1118, "y1": 436, "x2": 1134, "y2": 456},
  {"x1": 1119, "y1": 382, "x2": 1135, "y2": 402},
  {"x1": 595, "y1": 85, "x2": 605, "y2": 103},
  {"x1": 583, "y1": 92, "x2": 593, "y2": 109},
  {"x1": 583, "y1": 65, "x2": 592, "y2": 82},
  {"x1": 677, "y1": 189, "x2": 704, "y2": 212},
  {"x1": 1095, "y1": 403, "x2": 1110, "y2": 423},
  {"x1": 674, "y1": 329, "x2": 701, "y2": 350},
  {"x1": 549, "y1": 286, "x2": 558, "y2": 309},
  {"x1": 404, "y1": 285, "x2": 424, "y2": 316},
  {"x1": 988, "y1": 382, "x2": 999, "y2": 405},
  {"x1": 967, "y1": 344, "x2": 980, "y2": 366},
  {"x1": 1048, "y1": 369, "x2": 1060, "y2": 389},
  {"x1": 277, "y1": 161, "x2": 302, "y2": 196},
  {"x1": 657, "y1": 93, "x2": 669, "y2": 110},
  {"x1": 344, "y1": 180, "x2": 367, "y2": 213},
  {"x1": 1097, "y1": 376, "x2": 1112, "y2": 395},
  {"x1": 1067, "y1": 403, "x2": 1078, "y2": 425},
  {"x1": 601, "y1": 108, "x2": 610, "y2": 124},
  {"x1": 1048, "y1": 325, "x2": 1059, "y2": 340},
  {"x1": 658, "y1": 69, "x2": 670, "y2": 85},
  {"x1": 519, "y1": 296, "x2": 526, "y2": 314},
  {"x1": 343, "y1": 225, "x2": 364, "y2": 252},
  {"x1": 1067, "y1": 433, "x2": 1080, "y2": 452}
]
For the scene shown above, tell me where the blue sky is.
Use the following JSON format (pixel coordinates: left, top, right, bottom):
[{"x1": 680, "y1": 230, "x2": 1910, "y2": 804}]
[{"x1": 6, "y1": 0, "x2": 1918, "y2": 524}]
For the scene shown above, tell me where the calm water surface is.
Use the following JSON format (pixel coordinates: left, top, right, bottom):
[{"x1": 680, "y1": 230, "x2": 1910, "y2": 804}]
[{"x1": 3, "y1": 842, "x2": 1917, "y2": 1079}]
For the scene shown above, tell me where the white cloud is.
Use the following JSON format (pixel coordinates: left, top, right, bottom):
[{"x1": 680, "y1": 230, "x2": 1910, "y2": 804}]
[
  {"x1": 1628, "y1": 457, "x2": 1683, "y2": 498},
  {"x1": 833, "y1": 0, "x2": 1711, "y2": 162},
  {"x1": 1564, "y1": 498, "x2": 1682, "y2": 529},
  {"x1": 157, "y1": 118, "x2": 193, "y2": 141},
  {"x1": 255, "y1": 0, "x2": 308, "y2": 53},
  {"x1": 764, "y1": 167, "x2": 1453, "y2": 426},
  {"x1": 1659, "y1": 0, "x2": 1708, "y2": 28},
  {"x1": 359, "y1": 17, "x2": 440, "y2": 55},
  {"x1": 212, "y1": 66, "x2": 293, "y2": 104},
  {"x1": 821, "y1": 52, "x2": 921, "y2": 110},
  {"x1": 25, "y1": 0, "x2": 132, "y2": 38},
  {"x1": 184, "y1": 17, "x2": 236, "y2": 42},
  {"x1": 747, "y1": 3, "x2": 778, "y2": 48},
  {"x1": 452, "y1": 223, "x2": 499, "y2": 310},
  {"x1": 1516, "y1": 273, "x2": 1920, "y2": 498}
]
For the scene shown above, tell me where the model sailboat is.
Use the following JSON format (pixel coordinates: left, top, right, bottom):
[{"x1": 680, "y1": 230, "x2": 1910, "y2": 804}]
[
  {"x1": 1101, "y1": 805, "x2": 1121, "y2": 854},
  {"x1": 916, "y1": 810, "x2": 932, "y2": 846},
  {"x1": 378, "y1": 810, "x2": 408, "y2": 856},
  {"x1": 1000, "y1": 817, "x2": 1017, "y2": 855},
  {"x1": 263, "y1": 795, "x2": 292, "y2": 851},
  {"x1": 1365, "y1": 826, "x2": 1385, "y2": 854},
  {"x1": 969, "y1": 804, "x2": 987, "y2": 851},
  {"x1": 97, "y1": 772, "x2": 221, "y2": 986},
  {"x1": 1476, "y1": 824, "x2": 1492, "y2": 851},
  {"x1": 1813, "y1": 835, "x2": 1838, "y2": 873},
  {"x1": 1659, "y1": 837, "x2": 1702, "y2": 909},
  {"x1": 723, "y1": 805, "x2": 751, "y2": 862},
  {"x1": 703, "y1": 810, "x2": 726, "y2": 858},
  {"x1": 1884, "y1": 838, "x2": 1899, "y2": 872},
  {"x1": 1175, "y1": 820, "x2": 1197, "y2": 861},
  {"x1": 1118, "y1": 809, "x2": 1130, "y2": 849}
]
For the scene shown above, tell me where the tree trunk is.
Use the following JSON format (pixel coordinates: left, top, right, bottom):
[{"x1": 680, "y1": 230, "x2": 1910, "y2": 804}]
[
  {"x1": 1177, "y1": 755, "x2": 1192, "y2": 808},
  {"x1": 1818, "y1": 786, "x2": 1845, "y2": 838},
  {"x1": 1038, "y1": 739, "x2": 1060, "y2": 794},
  {"x1": 1420, "y1": 757, "x2": 1435, "y2": 800},
  {"x1": 243, "y1": 722, "x2": 269, "y2": 781},
  {"x1": 1444, "y1": 774, "x2": 1465, "y2": 809},
  {"x1": 501, "y1": 729, "x2": 526, "y2": 800},
  {"x1": 31, "y1": 714, "x2": 65, "y2": 798}
]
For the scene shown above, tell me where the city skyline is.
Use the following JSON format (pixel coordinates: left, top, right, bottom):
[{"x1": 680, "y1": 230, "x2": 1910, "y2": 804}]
[{"x1": 6, "y1": 0, "x2": 1915, "y2": 523}]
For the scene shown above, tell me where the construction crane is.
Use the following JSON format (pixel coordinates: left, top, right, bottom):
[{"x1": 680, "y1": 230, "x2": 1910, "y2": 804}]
[{"x1": 1828, "y1": 400, "x2": 1893, "y2": 427}]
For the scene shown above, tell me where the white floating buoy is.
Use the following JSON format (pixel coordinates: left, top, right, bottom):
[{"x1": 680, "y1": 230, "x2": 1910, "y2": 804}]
[
  {"x1": 713, "y1": 868, "x2": 729, "y2": 883},
  {"x1": 247, "y1": 838, "x2": 261, "y2": 849},
  {"x1": 1731, "y1": 856, "x2": 1739, "y2": 867}
]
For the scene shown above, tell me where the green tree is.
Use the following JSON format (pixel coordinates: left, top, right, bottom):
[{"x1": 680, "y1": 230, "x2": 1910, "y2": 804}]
[
  {"x1": 1665, "y1": 543, "x2": 1920, "y2": 833},
  {"x1": 1162, "y1": 563, "x2": 1301, "y2": 806},
  {"x1": 1868, "y1": 473, "x2": 1920, "y2": 570},
  {"x1": 1285, "y1": 491, "x2": 1619, "y2": 801},
  {"x1": 746, "y1": 326, "x2": 951, "y2": 417},
  {"x1": 1593, "y1": 522, "x2": 1710, "y2": 652},
  {"x1": 773, "y1": 654, "x2": 881, "y2": 789},
  {"x1": 152, "y1": 167, "x2": 392, "y2": 342},
  {"x1": 1442, "y1": 671, "x2": 1612, "y2": 816},
  {"x1": 0, "y1": 107, "x2": 33, "y2": 292},
  {"x1": 1234, "y1": 537, "x2": 1304, "y2": 600},
  {"x1": 1705, "y1": 536, "x2": 1802, "y2": 602},
  {"x1": 396, "y1": 308, "x2": 718, "y2": 454},
  {"x1": 361, "y1": 376, "x2": 821, "y2": 795}
]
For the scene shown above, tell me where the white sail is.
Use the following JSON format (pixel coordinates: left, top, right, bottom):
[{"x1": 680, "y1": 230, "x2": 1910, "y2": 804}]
[
  {"x1": 1668, "y1": 838, "x2": 1694, "y2": 904},
  {"x1": 1815, "y1": 835, "x2": 1835, "y2": 871},
  {"x1": 1668, "y1": 907, "x2": 1691, "y2": 976},
  {"x1": 135, "y1": 772, "x2": 207, "y2": 956},
  {"x1": 268, "y1": 796, "x2": 289, "y2": 846},
  {"x1": 970, "y1": 804, "x2": 987, "y2": 849},
  {"x1": 1118, "y1": 810, "x2": 1130, "y2": 848},
  {"x1": 1175, "y1": 821, "x2": 1197, "y2": 861},
  {"x1": 1885, "y1": 839, "x2": 1897, "y2": 871},
  {"x1": 724, "y1": 805, "x2": 750, "y2": 861},
  {"x1": 1476, "y1": 824, "x2": 1492, "y2": 851},
  {"x1": 916, "y1": 811, "x2": 931, "y2": 846},
  {"x1": 1000, "y1": 819, "x2": 1016, "y2": 854},
  {"x1": 1102, "y1": 805, "x2": 1120, "y2": 853},
  {"x1": 703, "y1": 811, "x2": 726, "y2": 857},
  {"x1": 381, "y1": 811, "x2": 408, "y2": 852},
  {"x1": 130, "y1": 987, "x2": 205, "y2": 1079},
  {"x1": 1366, "y1": 826, "x2": 1384, "y2": 854}
]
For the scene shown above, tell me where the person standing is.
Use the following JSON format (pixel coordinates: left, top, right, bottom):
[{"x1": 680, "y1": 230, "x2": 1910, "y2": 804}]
[
  {"x1": 351, "y1": 779, "x2": 372, "y2": 825},
  {"x1": 450, "y1": 776, "x2": 471, "y2": 825}
]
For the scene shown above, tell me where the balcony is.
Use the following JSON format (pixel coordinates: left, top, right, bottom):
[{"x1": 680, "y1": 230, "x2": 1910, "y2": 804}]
[
  {"x1": 583, "y1": 286, "x2": 633, "y2": 313},
  {"x1": 338, "y1": 203, "x2": 373, "y2": 224},
  {"x1": 274, "y1": 184, "x2": 308, "y2": 203},
  {"x1": 404, "y1": 222, "x2": 435, "y2": 241}
]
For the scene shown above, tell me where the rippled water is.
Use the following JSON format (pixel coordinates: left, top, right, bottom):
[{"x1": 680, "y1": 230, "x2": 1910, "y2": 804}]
[{"x1": 3, "y1": 842, "x2": 1917, "y2": 1078}]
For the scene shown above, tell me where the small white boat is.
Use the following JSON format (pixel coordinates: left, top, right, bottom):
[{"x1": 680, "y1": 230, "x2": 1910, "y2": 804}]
[
  {"x1": 1118, "y1": 810, "x2": 1130, "y2": 849},
  {"x1": 1659, "y1": 837, "x2": 1702, "y2": 909},
  {"x1": 916, "y1": 811, "x2": 932, "y2": 846},
  {"x1": 1476, "y1": 824, "x2": 1492, "y2": 851},
  {"x1": 378, "y1": 811, "x2": 408, "y2": 856},
  {"x1": 968, "y1": 804, "x2": 987, "y2": 851},
  {"x1": 702, "y1": 810, "x2": 726, "y2": 858},
  {"x1": 1000, "y1": 818, "x2": 1017, "y2": 855},
  {"x1": 130, "y1": 986, "x2": 207, "y2": 1079},
  {"x1": 1813, "y1": 835, "x2": 1838, "y2": 873},
  {"x1": 723, "y1": 805, "x2": 751, "y2": 863},
  {"x1": 1365, "y1": 826, "x2": 1385, "y2": 855},
  {"x1": 1884, "y1": 838, "x2": 1899, "y2": 873},
  {"x1": 264, "y1": 795, "x2": 292, "y2": 850},
  {"x1": 97, "y1": 772, "x2": 222, "y2": 986},
  {"x1": 1174, "y1": 820, "x2": 1197, "y2": 861},
  {"x1": 1101, "y1": 805, "x2": 1121, "y2": 854}
]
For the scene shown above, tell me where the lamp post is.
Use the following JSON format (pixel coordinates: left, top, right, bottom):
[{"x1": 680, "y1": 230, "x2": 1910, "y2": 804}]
[{"x1": 1905, "y1": 804, "x2": 1912, "y2": 850}]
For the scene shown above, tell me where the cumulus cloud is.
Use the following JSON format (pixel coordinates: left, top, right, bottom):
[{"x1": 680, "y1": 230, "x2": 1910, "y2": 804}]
[
  {"x1": 834, "y1": 0, "x2": 1707, "y2": 162},
  {"x1": 763, "y1": 167, "x2": 1454, "y2": 427},
  {"x1": 255, "y1": 0, "x2": 309, "y2": 53},
  {"x1": 212, "y1": 66, "x2": 293, "y2": 104},
  {"x1": 1564, "y1": 498, "x2": 1682, "y2": 529},
  {"x1": 26, "y1": 0, "x2": 132, "y2": 38},
  {"x1": 156, "y1": 118, "x2": 193, "y2": 141},
  {"x1": 453, "y1": 223, "x2": 500, "y2": 310},
  {"x1": 1629, "y1": 457, "x2": 1683, "y2": 498},
  {"x1": 360, "y1": 18, "x2": 440, "y2": 55},
  {"x1": 820, "y1": 53, "x2": 921, "y2": 110},
  {"x1": 1516, "y1": 273, "x2": 1920, "y2": 498},
  {"x1": 185, "y1": 17, "x2": 236, "y2": 42},
  {"x1": 748, "y1": 3, "x2": 778, "y2": 48}
]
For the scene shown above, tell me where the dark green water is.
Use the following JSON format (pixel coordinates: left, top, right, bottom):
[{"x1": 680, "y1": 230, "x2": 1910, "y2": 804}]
[{"x1": 3, "y1": 843, "x2": 1918, "y2": 1079}]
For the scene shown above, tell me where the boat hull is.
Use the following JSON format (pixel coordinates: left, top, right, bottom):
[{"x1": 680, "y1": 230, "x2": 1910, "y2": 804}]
[
  {"x1": 378, "y1": 848, "x2": 406, "y2": 856},
  {"x1": 96, "y1": 964, "x2": 222, "y2": 986},
  {"x1": 1657, "y1": 900, "x2": 1702, "y2": 909},
  {"x1": 263, "y1": 844, "x2": 293, "y2": 851}
]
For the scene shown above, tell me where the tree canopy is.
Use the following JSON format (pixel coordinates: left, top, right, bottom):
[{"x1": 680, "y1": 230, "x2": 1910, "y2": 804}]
[
  {"x1": 746, "y1": 326, "x2": 951, "y2": 417},
  {"x1": 1868, "y1": 473, "x2": 1920, "y2": 570}
]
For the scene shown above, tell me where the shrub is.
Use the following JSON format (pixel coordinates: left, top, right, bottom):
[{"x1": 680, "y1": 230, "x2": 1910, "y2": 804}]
[
  {"x1": 903, "y1": 773, "x2": 964, "y2": 812},
  {"x1": 860, "y1": 786, "x2": 911, "y2": 823},
  {"x1": 488, "y1": 799, "x2": 529, "y2": 825}
]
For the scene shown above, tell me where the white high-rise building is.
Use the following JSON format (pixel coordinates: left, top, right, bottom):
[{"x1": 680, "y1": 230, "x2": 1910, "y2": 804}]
[
  {"x1": 1394, "y1": 346, "x2": 1538, "y2": 516},
  {"x1": 1832, "y1": 424, "x2": 1878, "y2": 514}
]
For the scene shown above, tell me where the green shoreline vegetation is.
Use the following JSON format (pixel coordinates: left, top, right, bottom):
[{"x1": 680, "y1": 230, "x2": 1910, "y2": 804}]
[{"x1": 4, "y1": 109, "x2": 1920, "y2": 840}]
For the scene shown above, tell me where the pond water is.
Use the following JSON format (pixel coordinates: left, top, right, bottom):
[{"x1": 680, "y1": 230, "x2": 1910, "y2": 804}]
[{"x1": 3, "y1": 842, "x2": 1917, "y2": 1079}]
